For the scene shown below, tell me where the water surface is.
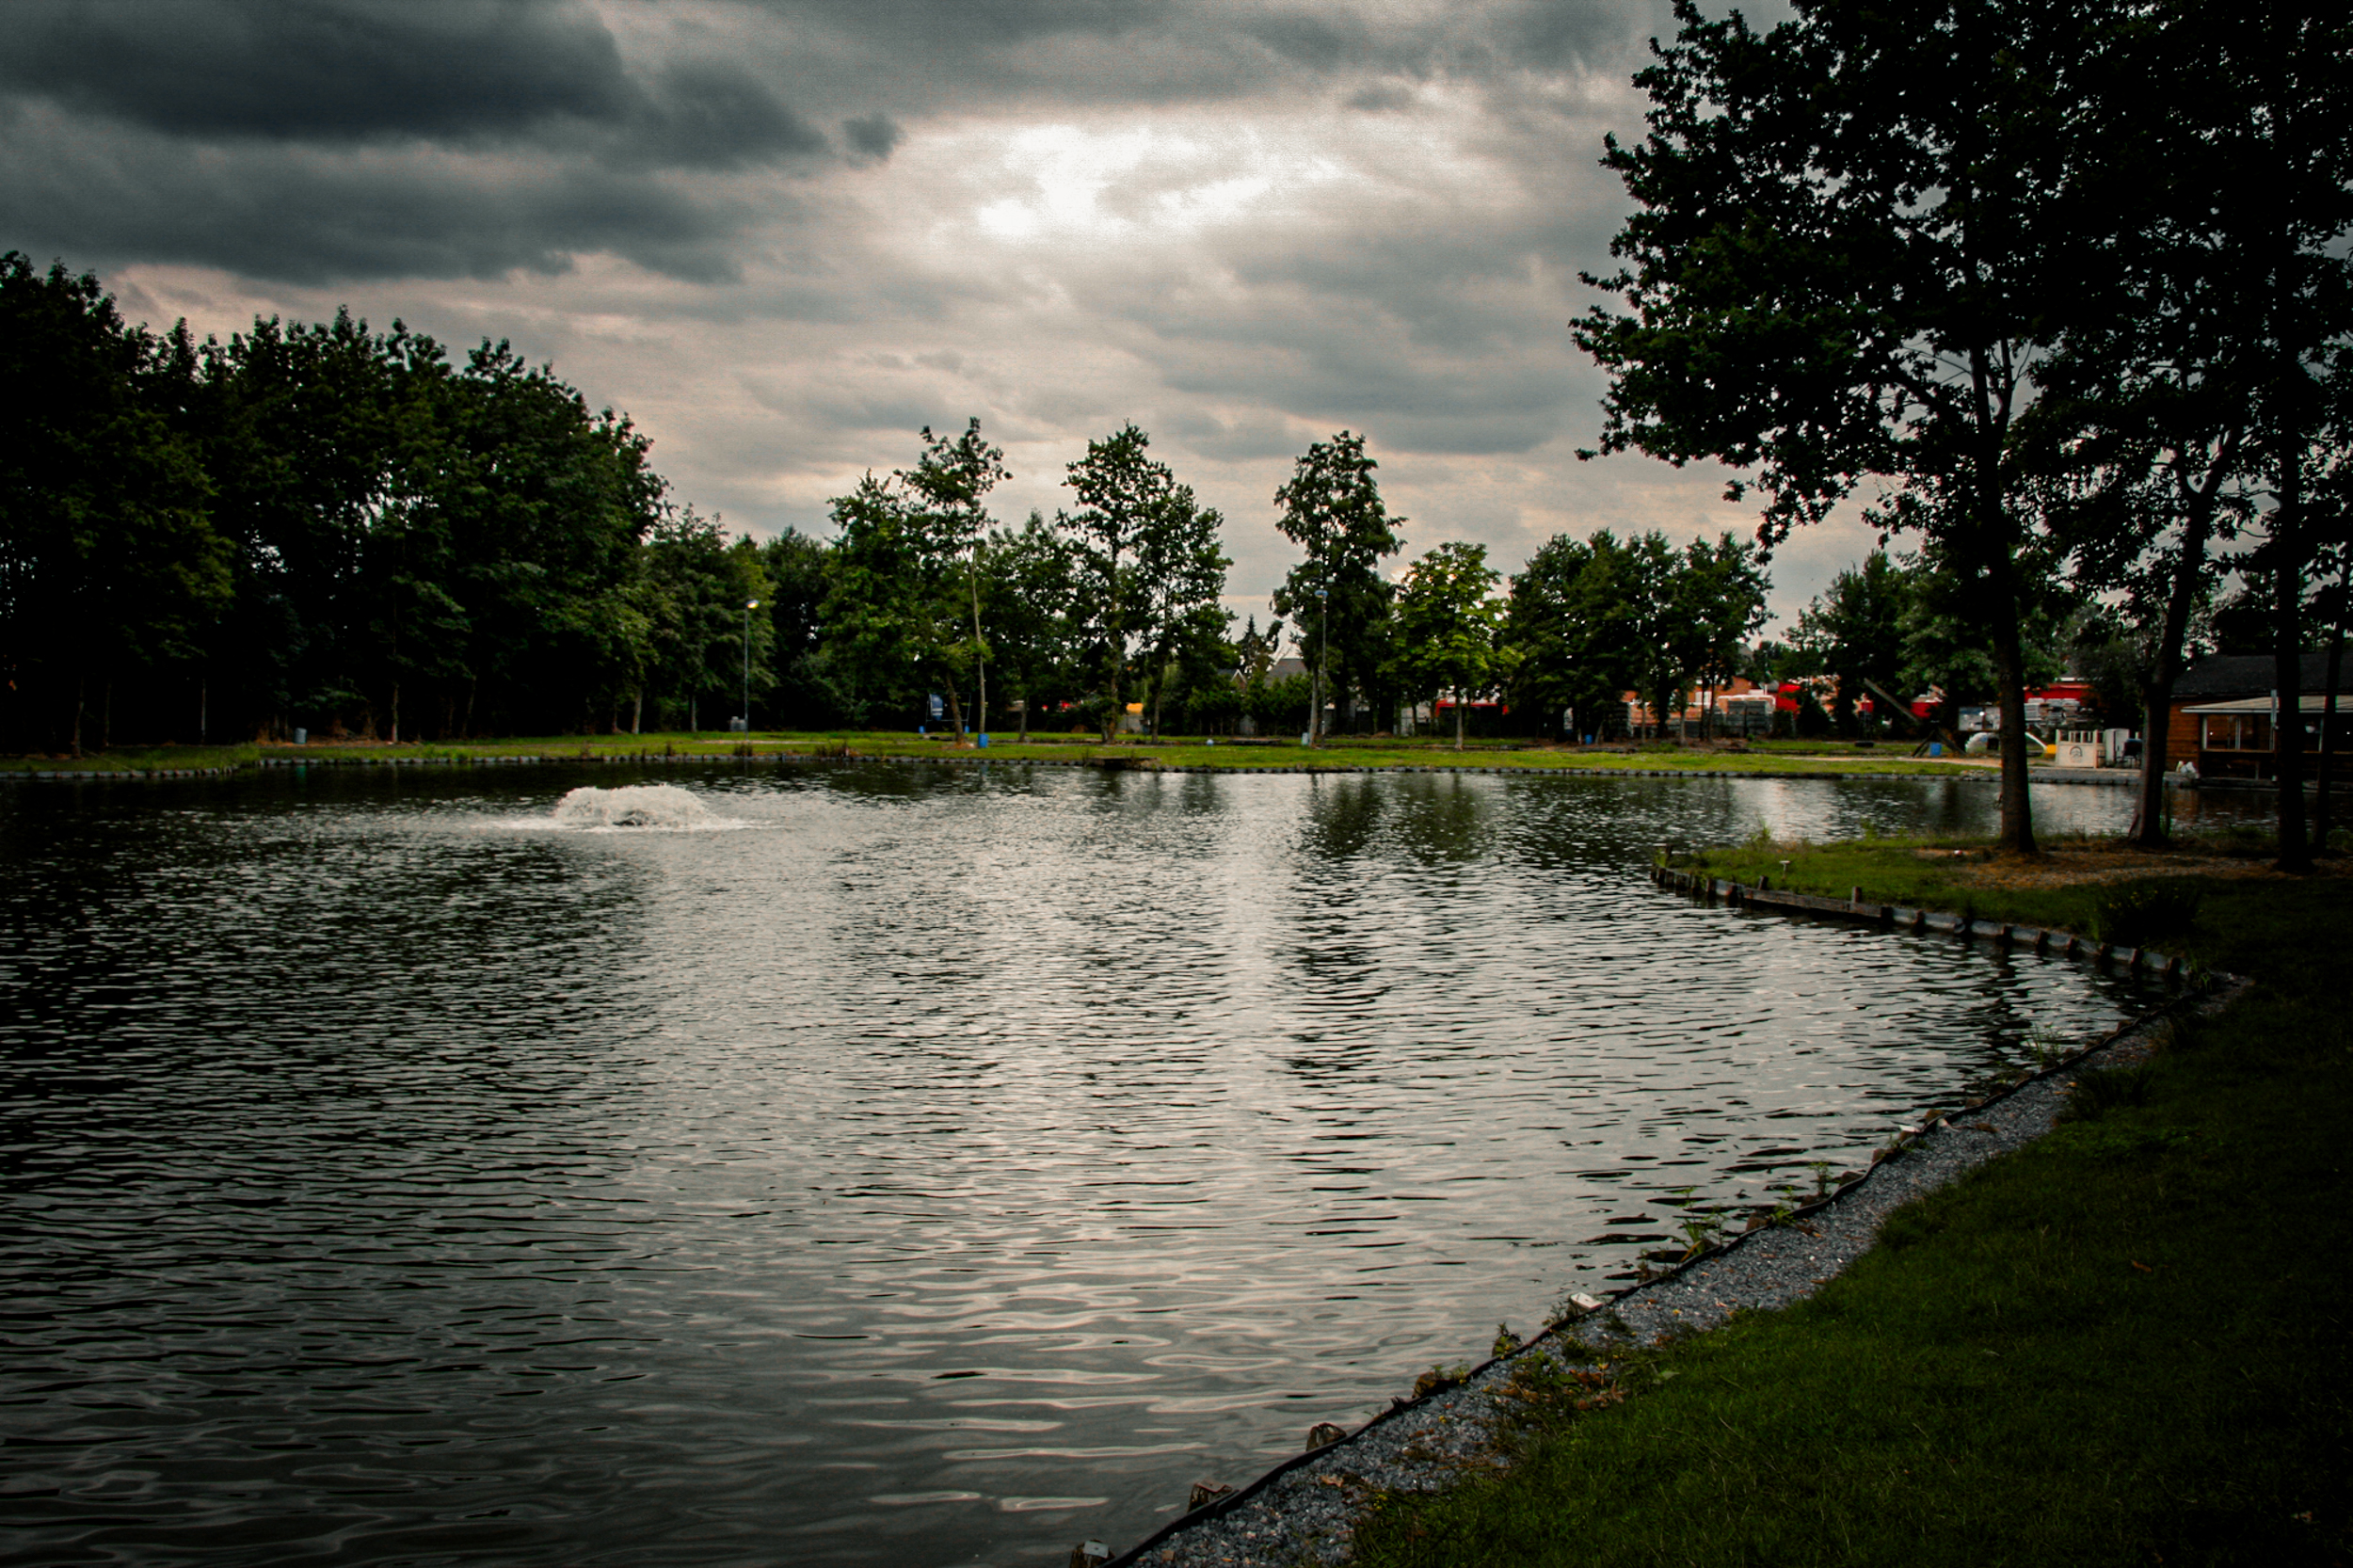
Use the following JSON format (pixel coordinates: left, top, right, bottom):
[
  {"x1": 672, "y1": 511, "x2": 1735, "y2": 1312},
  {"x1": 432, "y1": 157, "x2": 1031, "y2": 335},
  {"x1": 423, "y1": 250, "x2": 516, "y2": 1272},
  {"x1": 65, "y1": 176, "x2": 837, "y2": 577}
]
[{"x1": 0, "y1": 763, "x2": 2197, "y2": 1565}]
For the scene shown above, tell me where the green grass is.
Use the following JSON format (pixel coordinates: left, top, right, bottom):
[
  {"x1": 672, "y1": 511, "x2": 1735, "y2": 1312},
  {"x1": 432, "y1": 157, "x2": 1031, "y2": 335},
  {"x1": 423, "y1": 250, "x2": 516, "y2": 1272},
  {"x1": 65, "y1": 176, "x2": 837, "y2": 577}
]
[
  {"x1": 0, "y1": 742, "x2": 261, "y2": 772},
  {"x1": 230, "y1": 729, "x2": 1988, "y2": 776},
  {"x1": 7, "y1": 728, "x2": 2004, "y2": 777},
  {"x1": 1351, "y1": 865, "x2": 2353, "y2": 1568},
  {"x1": 6, "y1": 730, "x2": 1997, "y2": 779}
]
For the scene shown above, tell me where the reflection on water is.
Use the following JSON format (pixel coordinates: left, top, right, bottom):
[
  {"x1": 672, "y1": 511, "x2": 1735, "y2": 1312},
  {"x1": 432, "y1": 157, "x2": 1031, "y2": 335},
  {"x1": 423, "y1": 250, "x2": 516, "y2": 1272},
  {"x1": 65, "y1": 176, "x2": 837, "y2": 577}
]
[{"x1": 0, "y1": 764, "x2": 2213, "y2": 1565}]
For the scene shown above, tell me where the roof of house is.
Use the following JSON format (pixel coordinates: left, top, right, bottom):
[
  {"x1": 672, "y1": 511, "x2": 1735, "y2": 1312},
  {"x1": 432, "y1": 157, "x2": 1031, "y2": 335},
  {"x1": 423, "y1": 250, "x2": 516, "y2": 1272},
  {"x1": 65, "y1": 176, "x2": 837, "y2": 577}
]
[{"x1": 2173, "y1": 651, "x2": 2350, "y2": 699}]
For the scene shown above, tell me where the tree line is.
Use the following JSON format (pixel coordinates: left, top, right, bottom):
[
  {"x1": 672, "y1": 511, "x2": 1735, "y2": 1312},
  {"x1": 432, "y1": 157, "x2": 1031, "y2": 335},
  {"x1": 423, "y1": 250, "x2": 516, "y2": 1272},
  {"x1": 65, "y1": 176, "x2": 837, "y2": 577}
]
[{"x1": 1, "y1": 251, "x2": 1780, "y2": 757}]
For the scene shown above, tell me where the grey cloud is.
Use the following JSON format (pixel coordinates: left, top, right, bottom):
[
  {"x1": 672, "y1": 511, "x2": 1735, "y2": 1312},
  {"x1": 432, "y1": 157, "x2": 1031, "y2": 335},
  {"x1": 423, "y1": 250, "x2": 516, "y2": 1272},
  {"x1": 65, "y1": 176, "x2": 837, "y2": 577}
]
[
  {"x1": 0, "y1": 0, "x2": 632, "y2": 142},
  {"x1": 0, "y1": 0, "x2": 838, "y2": 172},
  {"x1": 0, "y1": 116, "x2": 750, "y2": 284},
  {"x1": 1346, "y1": 83, "x2": 1419, "y2": 113},
  {"x1": 840, "y1": 113, "x2": 904, "y2": 162},
  {"x1": 634, "y1": 61, "x2": 830, "y2": 168}
]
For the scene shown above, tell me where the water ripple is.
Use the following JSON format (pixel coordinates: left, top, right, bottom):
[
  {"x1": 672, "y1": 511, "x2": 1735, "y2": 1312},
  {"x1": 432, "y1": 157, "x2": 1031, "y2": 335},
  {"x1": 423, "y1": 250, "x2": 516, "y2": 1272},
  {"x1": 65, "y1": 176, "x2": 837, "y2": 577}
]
[{"x1": 0, "y1": 762, "x2": 2245, "y2": 1566}]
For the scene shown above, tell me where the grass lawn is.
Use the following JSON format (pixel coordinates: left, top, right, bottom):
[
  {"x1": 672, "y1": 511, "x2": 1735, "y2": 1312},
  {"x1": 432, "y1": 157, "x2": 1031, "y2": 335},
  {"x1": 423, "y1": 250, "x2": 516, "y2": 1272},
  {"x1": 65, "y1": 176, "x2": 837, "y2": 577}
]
[
  {"x1": 0, "y1": 742, "x2": 262, "y2": 772},
  {"x1": 6, "y1": 728, "x2": 2008, "y2": 778},
  {"x1": 63, "y1": 729, "x2": 1990, "y2": 778},
  {"x1": 1351, "y1": 846, "x2": 2352, "y2": 1568}
]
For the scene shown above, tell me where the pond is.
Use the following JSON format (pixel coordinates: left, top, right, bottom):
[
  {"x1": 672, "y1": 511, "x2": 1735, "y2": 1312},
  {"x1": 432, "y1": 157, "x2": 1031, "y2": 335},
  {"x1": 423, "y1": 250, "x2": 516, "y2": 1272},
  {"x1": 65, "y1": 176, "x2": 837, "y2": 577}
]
[{"x1": 0, "y1": 762, "x2": 2242, "y2": 1567}]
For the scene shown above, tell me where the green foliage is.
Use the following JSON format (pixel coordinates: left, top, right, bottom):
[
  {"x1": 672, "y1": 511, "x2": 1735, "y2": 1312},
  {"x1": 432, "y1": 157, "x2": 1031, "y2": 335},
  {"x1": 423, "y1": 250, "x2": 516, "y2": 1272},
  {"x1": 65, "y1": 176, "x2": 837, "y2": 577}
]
[
  {"x1": 1390, "y1": 541, "x2": 1503, "y2": 750},
  {"x1": 1502, "y1": 527, "x2": 1766, "y2": 742},
  {"x1": 0, "y1": 252, "x2": 229, "y2": 753},
  {"x1": 1271, "y1": 432, "x2": 1403, "y2": 732},
  {"x1": 1059, "y1": 424, "x2": 1227, "y2": 737}
]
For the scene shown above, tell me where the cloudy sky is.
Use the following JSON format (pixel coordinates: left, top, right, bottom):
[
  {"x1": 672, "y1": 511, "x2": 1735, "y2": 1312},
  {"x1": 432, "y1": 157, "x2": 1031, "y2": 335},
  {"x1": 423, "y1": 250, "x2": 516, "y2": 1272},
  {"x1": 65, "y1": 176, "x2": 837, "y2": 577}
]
[{"x1": 3, "y1": 0, "x2": 1866, "y2": 629}]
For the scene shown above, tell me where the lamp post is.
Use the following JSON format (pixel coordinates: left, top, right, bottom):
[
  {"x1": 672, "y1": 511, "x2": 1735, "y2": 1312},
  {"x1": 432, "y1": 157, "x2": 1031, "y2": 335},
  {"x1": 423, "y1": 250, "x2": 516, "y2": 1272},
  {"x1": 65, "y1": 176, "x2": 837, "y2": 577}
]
[
  {"x1": 741, "y1": 599, "x2": 759, "y2": 733},
  {"x1": 1312, "y1": 584, "x2": 1330, "y2": 748}
]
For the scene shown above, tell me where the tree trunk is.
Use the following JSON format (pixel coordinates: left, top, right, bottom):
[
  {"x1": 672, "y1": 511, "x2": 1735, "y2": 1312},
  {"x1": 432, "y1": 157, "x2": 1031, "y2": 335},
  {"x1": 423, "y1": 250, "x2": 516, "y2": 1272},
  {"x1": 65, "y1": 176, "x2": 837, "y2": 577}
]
[
  {"x1": 1985, "y1": 573, "x2": 2039, "y2": 856},
  {"x1": 2131, "y1": 480, "x2": 2220, "y2": 847},
  {"x1": 632, "y1": 690, "x2": 642, "y2": 735},
  {"x1": 1018, "y1": 693, "x2": 1030, "y2": 741},
  {"x1": 1454, "y1": 681, "x2": 1466, "y2": 751},
  {"x1": 945, "y1": 685, "x2": 965, "y2": 740},
  {"x1": 2272, "y1": 441, "x2": 2312, "y2": 872},
  {"x1": 101, "y1": 680, "x2": 112, "y2": 751},
  {"x1": 970, "y1": 560, "x2": 987, "y2": 739},
  {"x1": 2314, "y1": 593, "x2": 2344, "y2": 850},
  {"x1": 389, "y1": 680, "x2": 400, "y2": 744}
]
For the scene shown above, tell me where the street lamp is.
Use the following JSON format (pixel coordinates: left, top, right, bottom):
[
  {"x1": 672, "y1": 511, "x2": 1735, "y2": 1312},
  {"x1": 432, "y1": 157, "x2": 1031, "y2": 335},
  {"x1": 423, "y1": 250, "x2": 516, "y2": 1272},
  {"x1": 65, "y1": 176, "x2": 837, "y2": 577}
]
[
  {"x1": 741, "y1": 599, "x2": 759, "y2": 734},
  {"x1": 1312, "y1": 584, "x2": 1330, "y2": 749}
]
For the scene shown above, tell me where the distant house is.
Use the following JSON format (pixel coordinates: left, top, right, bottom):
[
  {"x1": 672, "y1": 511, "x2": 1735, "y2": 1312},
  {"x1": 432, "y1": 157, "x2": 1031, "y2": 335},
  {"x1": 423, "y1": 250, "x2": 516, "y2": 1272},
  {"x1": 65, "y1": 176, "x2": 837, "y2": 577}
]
[{"x1": 2168, "y1": 653, "x2": 2352, "y2": 780}]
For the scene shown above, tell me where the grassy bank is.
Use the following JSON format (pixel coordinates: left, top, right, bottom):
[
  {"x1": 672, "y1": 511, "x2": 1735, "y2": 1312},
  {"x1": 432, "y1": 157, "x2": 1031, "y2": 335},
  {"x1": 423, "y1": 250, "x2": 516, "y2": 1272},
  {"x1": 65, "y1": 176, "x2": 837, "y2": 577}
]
[
  {"x1": 0, "y1": 742, "x2": 261, "y2": 773},
  {"x1": 137, "y1": 730, "x2": 1992, "y2": 778},
  {"x1": 1352, "y1": 846, "x2": 2351, "y2": 1568}
]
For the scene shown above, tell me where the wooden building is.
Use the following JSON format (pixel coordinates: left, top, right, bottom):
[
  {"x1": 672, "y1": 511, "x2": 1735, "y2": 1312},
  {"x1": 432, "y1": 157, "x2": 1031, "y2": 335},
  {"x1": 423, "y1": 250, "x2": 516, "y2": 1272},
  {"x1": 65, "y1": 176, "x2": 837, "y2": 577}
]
[{"x1": 2168, "y1": 653, "x2": 2351, "y2": 780}]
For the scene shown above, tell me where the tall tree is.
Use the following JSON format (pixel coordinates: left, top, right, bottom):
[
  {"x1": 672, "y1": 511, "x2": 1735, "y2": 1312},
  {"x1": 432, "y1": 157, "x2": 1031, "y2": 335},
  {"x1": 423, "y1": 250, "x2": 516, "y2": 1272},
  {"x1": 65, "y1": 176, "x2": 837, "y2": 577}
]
[
  {"x1": 1132, "y1": 476, "x2": 1231, "y2": 739},
  {"x1": 1391, "y1": 541, "x2": 1503, "y2": 750},
  {"x1": 1788, "y1": 551, "x2": 1911, "y2": 733},
  {"x1": 1060, "y1": 423, "x2": 1179, "y2": 739},
  {"x1": 1272, "y1": 432, "x2": 1402, "y2": 744},
  {"x1": 902, "y1": 419, "x2": 1009, "y2": 736},
  {"x1": 1505, "y1": 531, "x2": 1641, "y2": 741},
  {"x1": 984, "y1": 512, "x2": 1082, "y2": 740},
  {"x1": 0, "y1": 253, "x2": 226, "y2": 754},
  {"x1": 2030, "y1": 0, "x2": 2350, "y2": 855},
  {"x1": 1576, "y1": 0, "x2": 2123, "y2": 852}
]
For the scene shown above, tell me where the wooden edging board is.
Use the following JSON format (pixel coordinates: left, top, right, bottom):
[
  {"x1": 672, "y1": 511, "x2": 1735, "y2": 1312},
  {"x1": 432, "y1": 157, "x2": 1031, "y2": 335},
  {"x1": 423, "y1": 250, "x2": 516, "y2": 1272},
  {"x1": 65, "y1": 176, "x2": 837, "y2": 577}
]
[{"x1": 1647, "y1": 863, "x2": 2198, "y2": 981}]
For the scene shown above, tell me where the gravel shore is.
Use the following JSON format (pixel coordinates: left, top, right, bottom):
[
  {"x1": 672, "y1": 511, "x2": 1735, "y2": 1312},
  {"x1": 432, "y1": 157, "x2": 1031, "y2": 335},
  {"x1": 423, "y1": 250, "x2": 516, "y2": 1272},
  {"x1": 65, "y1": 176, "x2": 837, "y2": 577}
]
[{"x1": 1111, "y1": 976, "x2": 2241, "y2": 1568}]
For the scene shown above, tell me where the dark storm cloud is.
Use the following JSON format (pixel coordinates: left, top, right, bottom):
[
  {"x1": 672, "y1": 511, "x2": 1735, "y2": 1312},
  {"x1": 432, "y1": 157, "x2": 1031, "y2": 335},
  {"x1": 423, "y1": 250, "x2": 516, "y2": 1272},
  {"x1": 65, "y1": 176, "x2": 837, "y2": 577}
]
[
  {"x1": 0, "y1": 106, "x2": 751, "y2": 284},
  {"x1": 0, "y1": 0, "x2": 632, "y2": 142}
]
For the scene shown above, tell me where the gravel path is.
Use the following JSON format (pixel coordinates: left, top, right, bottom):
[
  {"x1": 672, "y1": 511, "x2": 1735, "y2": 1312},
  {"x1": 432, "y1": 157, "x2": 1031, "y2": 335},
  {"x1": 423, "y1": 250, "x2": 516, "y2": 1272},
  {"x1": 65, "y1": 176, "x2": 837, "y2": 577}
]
[{"x1": 1108, "y1": 975, "x2": 2244, "y2": 1568}]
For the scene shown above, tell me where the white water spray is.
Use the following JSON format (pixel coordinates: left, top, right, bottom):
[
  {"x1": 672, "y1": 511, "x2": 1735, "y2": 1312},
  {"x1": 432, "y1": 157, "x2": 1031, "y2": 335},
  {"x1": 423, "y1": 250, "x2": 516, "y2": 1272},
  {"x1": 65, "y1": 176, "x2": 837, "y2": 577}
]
[{"x1": 552, "y1": 784, "x2": 715, "y2": 829}]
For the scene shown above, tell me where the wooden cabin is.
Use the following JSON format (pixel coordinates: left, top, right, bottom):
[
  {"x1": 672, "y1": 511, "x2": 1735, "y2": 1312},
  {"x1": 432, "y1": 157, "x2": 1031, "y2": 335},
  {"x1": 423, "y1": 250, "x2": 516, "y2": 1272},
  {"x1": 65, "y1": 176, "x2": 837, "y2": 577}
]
[{"x1": 2167, "y1": 653, "x2": 2352, "y2": 780}]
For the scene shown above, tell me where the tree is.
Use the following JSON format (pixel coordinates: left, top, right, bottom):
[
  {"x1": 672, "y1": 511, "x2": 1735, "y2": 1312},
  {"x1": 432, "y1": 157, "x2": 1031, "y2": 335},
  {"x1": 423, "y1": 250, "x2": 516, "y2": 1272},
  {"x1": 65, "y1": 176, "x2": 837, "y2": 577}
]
[
  {"x1": 1505, "y1": 532, "x2": 1641, "y2": 741},
  {"x1": 1788, "y1": 551, "x2": 1912, "y2": 733},
  {"x1": 1391, "y1": 541, "x2": 1503, "y2": 750},
  {"x1": 820, "y1": 423, "x2": 1006, "y2": 736},
  {"x1": 1132, "y1": 476, "x2": 1231, "y2": 738},
  {"x1": 0, "y1": 253, "x2": 227, "y2": 754},
  {"x1": 1060, "y1": 424, "x2": 1205, "y2": 740},
  {"x1": 902, "y1": 419, "x2": 1009, "y2": 736},
  {"x1": 758, "y1": 528, "x2": 840, "y2": 728},
  {"x1": 1673, "y1": 531, "x2": 1771, "y2": 737},
  {"x1": 2026, "y1": 0, "x2": 2352, "y2": 854},
  {"x1": 1575, "y1": 0, "x2": 2123, "y2": 851},
  {"x1": 1272, "y1": 432, "x2": 1403, "y2": 743},
  {"x1": 983, "y1": 512, "x2": 1083, "y2": 740}
]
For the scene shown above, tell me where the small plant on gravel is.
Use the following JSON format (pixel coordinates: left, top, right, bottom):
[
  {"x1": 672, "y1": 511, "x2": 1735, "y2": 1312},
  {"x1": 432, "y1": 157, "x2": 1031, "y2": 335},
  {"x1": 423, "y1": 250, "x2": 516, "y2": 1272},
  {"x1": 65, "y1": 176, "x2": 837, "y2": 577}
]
[
  {"x1": 1807, "y1": 1160, "x2": 1835, "y2": 1201},
  {"x1": 1492, "y1": 1323, "x2": 1522, "y2": 1359},
  {"x1": 1412, "y1": 1363, "x2": 1471, "y2": 1400},
  {"x1": 1676, "y1": 1210, "x2": 1729, "y2": 1256},
  {"x1": 2026, "y1": 1028, "x2": 2070, "y2": 1072}
]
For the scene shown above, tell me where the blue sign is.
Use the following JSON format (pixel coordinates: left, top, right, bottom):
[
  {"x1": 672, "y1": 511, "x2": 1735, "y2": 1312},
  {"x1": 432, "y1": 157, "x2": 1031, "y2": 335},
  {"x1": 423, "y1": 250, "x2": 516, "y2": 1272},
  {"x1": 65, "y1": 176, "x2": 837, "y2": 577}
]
[{"x1": 928, "y1": 693, "x2": 945, "y2": 720}]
